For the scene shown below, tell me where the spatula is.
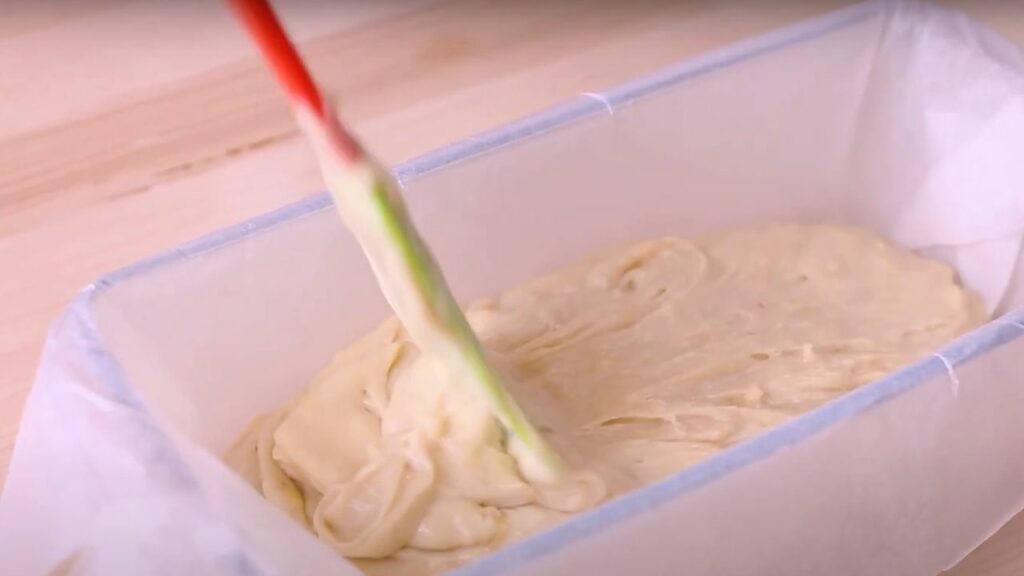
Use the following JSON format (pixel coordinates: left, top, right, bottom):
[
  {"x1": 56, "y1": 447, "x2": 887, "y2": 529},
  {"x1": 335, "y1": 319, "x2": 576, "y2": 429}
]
[{"x1": 227, "y1": 0, "x2": 563, "y2": 481}]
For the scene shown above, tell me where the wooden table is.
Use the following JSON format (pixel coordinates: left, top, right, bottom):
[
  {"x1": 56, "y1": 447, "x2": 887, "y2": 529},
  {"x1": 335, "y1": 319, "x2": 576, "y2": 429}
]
[{"x1": 2, "y1": 1, "x2": 1022, "y2": 573}]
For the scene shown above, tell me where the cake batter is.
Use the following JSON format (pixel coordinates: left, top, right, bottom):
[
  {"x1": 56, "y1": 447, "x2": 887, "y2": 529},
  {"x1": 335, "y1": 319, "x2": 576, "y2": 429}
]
[{"x1": 225, "y1": 223, "x2": 985, "y2": 575}]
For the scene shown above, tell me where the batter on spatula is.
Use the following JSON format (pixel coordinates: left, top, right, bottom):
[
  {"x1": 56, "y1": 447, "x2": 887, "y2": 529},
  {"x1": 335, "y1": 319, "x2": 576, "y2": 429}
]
[{"x1": 226, "y1": 223, "x2": 985, "y2": 576}]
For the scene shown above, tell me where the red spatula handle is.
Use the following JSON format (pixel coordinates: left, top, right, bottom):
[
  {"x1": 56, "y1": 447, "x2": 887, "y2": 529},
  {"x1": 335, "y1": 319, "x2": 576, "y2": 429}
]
[
  {"x1": 228, "y1": 0, "x2": 323, "y2": 114},
  {"x1": 229, "y1": 0, "x2": 362, "y2": 162}
]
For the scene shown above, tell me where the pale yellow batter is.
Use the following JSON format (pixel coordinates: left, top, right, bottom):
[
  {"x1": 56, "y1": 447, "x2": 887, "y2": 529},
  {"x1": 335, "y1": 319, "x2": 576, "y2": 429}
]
[{"x1": 225, "y1": 223, "x2": 985, "y2": 575}]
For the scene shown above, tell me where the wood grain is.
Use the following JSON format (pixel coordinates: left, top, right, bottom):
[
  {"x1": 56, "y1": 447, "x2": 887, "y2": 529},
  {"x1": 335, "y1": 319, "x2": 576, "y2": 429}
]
[{"x1": 1, "y1": 1, "x2": 1022, "y2": 573}]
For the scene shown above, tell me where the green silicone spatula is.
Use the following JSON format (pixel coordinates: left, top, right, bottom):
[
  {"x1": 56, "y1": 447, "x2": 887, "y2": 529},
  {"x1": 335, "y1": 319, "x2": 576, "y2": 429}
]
[{"x1": 228, "y1": 0, "x2": 563, "y2": 481}]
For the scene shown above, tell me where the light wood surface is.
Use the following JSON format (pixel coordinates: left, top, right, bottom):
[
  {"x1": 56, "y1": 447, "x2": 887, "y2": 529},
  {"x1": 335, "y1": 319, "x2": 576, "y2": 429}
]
[{"x1": 1, "y1": 1, "x2": 1022, "y2": 573}]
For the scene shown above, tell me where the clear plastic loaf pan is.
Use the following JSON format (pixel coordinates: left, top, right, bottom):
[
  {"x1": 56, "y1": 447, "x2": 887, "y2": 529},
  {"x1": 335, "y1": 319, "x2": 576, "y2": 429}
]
[{"x1": 4, "y1": 1, "x2": 1024, "y2": 575}]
